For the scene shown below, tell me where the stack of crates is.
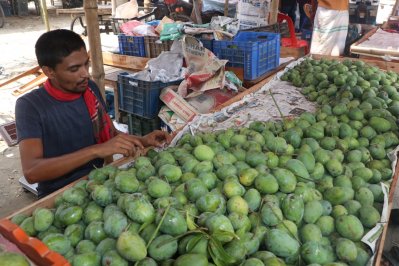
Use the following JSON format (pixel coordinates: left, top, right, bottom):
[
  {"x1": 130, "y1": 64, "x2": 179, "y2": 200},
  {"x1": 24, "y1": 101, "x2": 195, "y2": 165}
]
[
  {"x1": 117, "y1": 72, "x2": 182, "y2": 136},
  {"x1": 212, "y1": 32, "x2": 280, "y2": 81},
  {"x1": 118, "y1": 35, "x2": 146, "y2": 57}
]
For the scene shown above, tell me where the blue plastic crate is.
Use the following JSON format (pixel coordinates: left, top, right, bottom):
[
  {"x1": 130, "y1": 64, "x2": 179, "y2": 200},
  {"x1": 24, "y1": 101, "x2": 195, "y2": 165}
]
[
  {"x1": 117, "y1": 72, "x2": 182, "y2": 119},
  {"x1": 200, "y1": 38, "x2": 213, "y2": 52},
  {"x1": 213, "y1": 32, "x2": 280, "y2": 81},
  {"x1": 118, "y1": 34, "x2": 146, "y2": 57}
]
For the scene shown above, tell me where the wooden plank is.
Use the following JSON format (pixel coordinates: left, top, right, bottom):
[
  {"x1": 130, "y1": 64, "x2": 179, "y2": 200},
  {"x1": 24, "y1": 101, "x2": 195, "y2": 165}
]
[
  {"x1": 102, "y1": 52, "x2": 150, "y2": 71},
  {"x1": 0, "y1": 66, "x2": 41, "y2": 89},
  {"x1": 280, "y1": 46, "x2": 306, "y2": 59},
  {"x1": 375, "y1": 160, "x2": 399, "y2": 265},
  {"x1": 12, "y1": 73, "x2": 47, "y2": 96},
  {"x1": 359, "y1": 54, "x2": 399, "y2": 64}
]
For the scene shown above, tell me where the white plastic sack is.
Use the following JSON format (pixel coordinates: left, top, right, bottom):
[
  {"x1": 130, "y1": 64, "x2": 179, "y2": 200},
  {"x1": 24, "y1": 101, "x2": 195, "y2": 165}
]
[
  {"x1": 237, "y1": 0, "x2": 271, "y2": 29},
  {"x1": 115, "y1": 0, "x2": 138, "y2": 19},
  {"x1": 131, "y1": 25, "x2": 158, "y2": 36}
]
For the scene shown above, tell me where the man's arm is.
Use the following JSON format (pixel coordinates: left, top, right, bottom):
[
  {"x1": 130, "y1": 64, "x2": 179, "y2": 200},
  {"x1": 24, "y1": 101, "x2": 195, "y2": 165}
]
[{"x1": 20, "y1": 134, "x2": 144, "y2": 184}]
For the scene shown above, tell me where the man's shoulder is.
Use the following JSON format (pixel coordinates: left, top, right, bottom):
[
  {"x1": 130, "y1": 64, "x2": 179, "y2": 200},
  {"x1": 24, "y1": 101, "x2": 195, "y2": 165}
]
[{"x1": 17, "y1": 87, "x2": 46, "y2": 105}]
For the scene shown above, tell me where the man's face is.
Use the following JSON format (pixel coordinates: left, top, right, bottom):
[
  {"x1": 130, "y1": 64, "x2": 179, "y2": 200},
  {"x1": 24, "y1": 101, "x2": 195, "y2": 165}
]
[{"x1": 45, "y1": 47, "x2": 90, "y2": 94}]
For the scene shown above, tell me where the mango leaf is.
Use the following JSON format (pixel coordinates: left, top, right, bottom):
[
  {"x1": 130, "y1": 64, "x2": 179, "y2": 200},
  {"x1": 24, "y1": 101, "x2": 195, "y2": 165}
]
[
  {"x1": 212, "y1": 230, "x2": 239, "y2": 241},
  {"x1": 208, "y1": 241, "x2": 226, "y2": 266},
  {"x1": 186, "y1": 211, "x2": 198, "y2": 230},
  {"x1": 146, "y1": 204, "x2": 171, "y2": 248},
  {"x1": 186, "y1": 234, "x2": 204, "y2": 253},
  {"x1": 208, "y1": 237, "x2": 236, "y2": 265},
  {"x1": 138, "y1": 220, "x2": 152, "y2": 233}
]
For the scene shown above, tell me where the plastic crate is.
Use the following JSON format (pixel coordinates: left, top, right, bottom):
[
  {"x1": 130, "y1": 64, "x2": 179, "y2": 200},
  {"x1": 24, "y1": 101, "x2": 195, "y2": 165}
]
[
  {"x1": 0, "y1": 121, "x2": 17, "y2": 147},
  {"x1": 213, "y1": 32, "x2": 280, "y2": 81},
  {"x1": 144, "y1": 36, "x2": 173, "y2": 58},
  {"x1": 117, "y1": 72, "x2": 182, "y2": 119},
  {"x1": 118, "y1": 34, "x2": 146, "y2": 57},
  {"x1": 128, "y1": 113, "x2": 160, "y2": 136},
  {"x1": 200, "y1": 38, "x2": 213, "y2": 52}
]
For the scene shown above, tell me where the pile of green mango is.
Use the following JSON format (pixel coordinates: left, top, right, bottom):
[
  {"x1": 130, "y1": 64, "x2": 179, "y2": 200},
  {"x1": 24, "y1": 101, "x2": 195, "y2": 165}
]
[{"x1": 11, "y1": 58, "x2": 399, "y2": 266}]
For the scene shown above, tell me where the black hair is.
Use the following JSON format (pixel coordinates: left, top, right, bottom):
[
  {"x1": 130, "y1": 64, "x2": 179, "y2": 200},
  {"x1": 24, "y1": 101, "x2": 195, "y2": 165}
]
[{"x1": 35, "y1": 29, "x2": 86, "y2": 69}]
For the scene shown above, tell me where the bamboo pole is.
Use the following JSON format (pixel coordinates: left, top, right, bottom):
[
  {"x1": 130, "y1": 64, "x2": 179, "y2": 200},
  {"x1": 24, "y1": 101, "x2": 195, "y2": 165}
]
[
  {"x1": 393, "y1": 0, "x2": 399, "y2": 17},
  {"x1": 84, "y1": 0, "x2": 106, "y2": 100},
  {"x1": 39, "y1": 0, "x2": 50, "y2": 31},
  {"x1": 144, "y1": 0, "x2": 151, "y2": 13},
  {"x1": 224, "y1": 0, "x2": 229, "y2": 16},
  {"x1": 111, "y1": 0, "x2": 117, "y2": 16},
  {"x1": 269, "y1": 0, "x2": 279, "y2": 24}
]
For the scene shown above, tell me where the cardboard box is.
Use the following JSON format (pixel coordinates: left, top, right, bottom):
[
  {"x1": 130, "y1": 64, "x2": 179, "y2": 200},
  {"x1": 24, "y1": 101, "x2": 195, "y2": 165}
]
[
  {"x1": 160, "y1": 86, "x2": 237, "y2": 122},
  {"x1": 160, "y1": 87, "x2": 199, "y2": 122}
]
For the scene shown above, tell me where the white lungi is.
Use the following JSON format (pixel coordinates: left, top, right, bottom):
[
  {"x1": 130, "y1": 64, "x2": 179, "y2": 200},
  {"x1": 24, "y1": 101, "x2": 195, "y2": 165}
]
[{"x1": 310, "y1": 6, "x2": 349, "y2": 56}]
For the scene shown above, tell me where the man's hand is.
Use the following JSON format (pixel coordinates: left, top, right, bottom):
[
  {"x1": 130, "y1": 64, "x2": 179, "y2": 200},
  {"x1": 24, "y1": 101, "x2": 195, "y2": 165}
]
[
  {"x1": 96, "y1": 134, "x2": 144, "y2": 158},
  {"x1": 142, "y1": 130, "x2": 174, "y2": 147}
]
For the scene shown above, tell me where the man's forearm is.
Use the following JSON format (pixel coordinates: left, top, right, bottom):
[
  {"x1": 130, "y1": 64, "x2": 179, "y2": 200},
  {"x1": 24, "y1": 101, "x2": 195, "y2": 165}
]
[{"x1": 22, "y1": 145, "x2": 100, "y2": 184}]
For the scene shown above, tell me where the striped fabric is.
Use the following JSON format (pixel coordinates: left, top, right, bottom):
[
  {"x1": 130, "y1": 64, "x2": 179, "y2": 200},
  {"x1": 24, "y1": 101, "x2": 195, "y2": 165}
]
[{"x1": 310, "y1": 6, "x2": 349, "y2": 56}]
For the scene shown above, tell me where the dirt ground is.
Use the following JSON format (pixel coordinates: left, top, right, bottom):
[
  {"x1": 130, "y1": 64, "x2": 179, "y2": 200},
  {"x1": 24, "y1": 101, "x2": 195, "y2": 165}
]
[{"x1": 0, "y1": 11, "x2": 72, "y2": 217}]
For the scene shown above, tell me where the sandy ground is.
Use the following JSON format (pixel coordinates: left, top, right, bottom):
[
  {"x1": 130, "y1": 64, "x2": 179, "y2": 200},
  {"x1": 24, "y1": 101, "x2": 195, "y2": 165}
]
[{"x1": 0, "y1": 11, "x2": 72, "y2": 217}]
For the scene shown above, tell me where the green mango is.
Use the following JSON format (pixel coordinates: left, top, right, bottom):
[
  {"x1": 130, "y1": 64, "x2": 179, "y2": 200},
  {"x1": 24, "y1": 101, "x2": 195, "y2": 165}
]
[
  {"x1": 148, "y1": 235, "x2": 178, "y2": 261},
  {"x1": 265, "y1": 229, "x2": 300, "y2": 258},
  {"x1": 304, "y1": 200, "x2": 324, "y2": 224},
  {"x1": 117, "y1": 231, "x2": 147, "y2": 262},
  {"x1": 336, "y1": 215, "x2": 364, "y2": 241},
  {"x1": 301, "y1": 241, "x2": 336, "y2": 264},
  {"x1": 33, "y1": 208, "x2": 54, "y2": 232},
  {"x1": 324, "y1": 187, "x2": 354, "y2": 205},
  {"x1": 272, "y1": 168, "x2": 297, "y2": 193},
  {"x1": 300, "y1": 224, "x2": 323, "y2": 243},
  {"x1": 282, "y1": 194, "x2": 304, "y2": 224},
  {"x1": 315, "y1": 216, "x2": 335, "y2": 236}
]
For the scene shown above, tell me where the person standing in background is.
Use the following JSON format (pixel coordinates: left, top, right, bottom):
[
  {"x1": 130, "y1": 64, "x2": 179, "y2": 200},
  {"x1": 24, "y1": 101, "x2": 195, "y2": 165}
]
[
  {"x1": 297, "y1": 0, "x2": 311, "y2": 32},
  {"x1": 280, "y1": 0, "x2": 298, "y2": 26},
  {"x1": 310, "y1": 0, "x2": 349, "y2": 56}
]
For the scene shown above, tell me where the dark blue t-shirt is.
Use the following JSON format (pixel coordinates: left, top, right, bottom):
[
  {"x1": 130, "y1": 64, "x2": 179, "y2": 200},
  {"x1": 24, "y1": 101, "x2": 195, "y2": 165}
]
[{"x1": 15, "y1": 80, "x2": 104, "y2": 197}]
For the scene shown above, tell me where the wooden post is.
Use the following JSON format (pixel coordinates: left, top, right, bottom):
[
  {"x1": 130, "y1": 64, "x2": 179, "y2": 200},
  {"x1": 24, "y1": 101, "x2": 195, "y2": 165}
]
[
  {"x1": 39, "y1": 0, "x2": 50, "y2": 31},
  {"x1": 84, "y1": 0, "x2": 106, "y2": 100},
  {"x1": 111, "y1": 0, "x2": 117, "y2": 16},
  {"x1": 224, "y1": 0, "x2": 229, "y2": 17},
  {"x1": 269, "y1": 0, "x2": 279, "y2": 24},
  {"x1": 144, "y1": 0, "x2": 151, "y2": 13},
  {"x1": 392, "y1": 0, "x2": 399, "y2": 17}
]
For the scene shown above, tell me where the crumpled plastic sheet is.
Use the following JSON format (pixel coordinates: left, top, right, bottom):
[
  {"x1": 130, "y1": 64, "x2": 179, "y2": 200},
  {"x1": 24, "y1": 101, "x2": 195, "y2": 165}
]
[{"x1": 130, "y1": 51, "x2": 186, "y2": 83}]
